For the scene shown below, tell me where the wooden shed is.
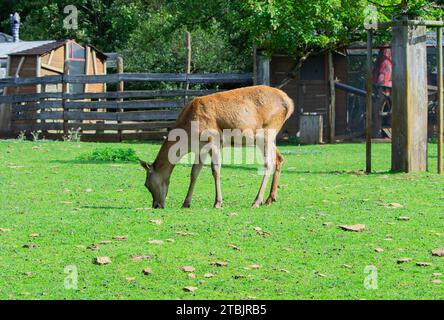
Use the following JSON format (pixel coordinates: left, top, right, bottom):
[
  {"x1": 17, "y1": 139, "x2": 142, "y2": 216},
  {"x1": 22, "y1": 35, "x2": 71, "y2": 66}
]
[
  {"x1": 7, "y1": 39, "x2": 107, "y2": 95},
  {"x1": 269, "y1": 52, "x2": 348, "y2": 139}
]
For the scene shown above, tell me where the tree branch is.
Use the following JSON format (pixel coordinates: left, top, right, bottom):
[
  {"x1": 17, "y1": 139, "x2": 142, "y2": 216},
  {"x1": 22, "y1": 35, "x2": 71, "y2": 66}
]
[{"x1": 277, "y1": 49, "x2": 314, "y2": 89}]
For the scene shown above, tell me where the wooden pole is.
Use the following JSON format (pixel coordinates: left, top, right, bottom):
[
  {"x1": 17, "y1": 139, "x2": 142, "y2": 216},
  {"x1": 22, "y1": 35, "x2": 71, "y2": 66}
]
[
  {"x1": 117, "y1": 56, "x2": 124, "y2": 140},
  {"x1": 438, "y1": 26, "x2": 443, "y2": 174},
  {"x1": 185, "y1": 32, "x2": 191, "y2": 92},
  {"x1": 253, "y1": 45, "x2": 258, "y2": 85},
  {"x1": 366, "y1": 30, "x2": 373, "y2": 173},
  {"x1": 63, "y1": 59, "x2": 69, "y2": 136},
  {"x1": 328, "y1": 51, "x2": 336, "y2": 143}
]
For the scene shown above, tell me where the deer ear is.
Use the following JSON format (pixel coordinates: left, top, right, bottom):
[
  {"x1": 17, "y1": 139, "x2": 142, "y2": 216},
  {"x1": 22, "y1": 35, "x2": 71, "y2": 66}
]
[{"x1": 139, "y1": 159, "x2": 151, "y2": 171}]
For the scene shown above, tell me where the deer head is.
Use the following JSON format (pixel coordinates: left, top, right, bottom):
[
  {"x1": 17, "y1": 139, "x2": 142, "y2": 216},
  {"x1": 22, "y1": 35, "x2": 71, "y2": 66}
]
[{"x1": 139, "y1": 159, "x2": 168, "y2": 209}]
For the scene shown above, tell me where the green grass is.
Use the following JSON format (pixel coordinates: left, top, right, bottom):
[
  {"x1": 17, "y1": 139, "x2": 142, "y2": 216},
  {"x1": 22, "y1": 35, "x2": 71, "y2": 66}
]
[{"x1": 1, "y1": 140, "x2": 444, "y2": 300}]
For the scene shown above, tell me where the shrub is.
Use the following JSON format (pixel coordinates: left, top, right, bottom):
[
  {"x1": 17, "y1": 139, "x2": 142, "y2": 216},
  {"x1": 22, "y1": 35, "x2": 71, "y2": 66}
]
[{"x1": 77, "y1": 147, "x2": 139, "y2": 162}]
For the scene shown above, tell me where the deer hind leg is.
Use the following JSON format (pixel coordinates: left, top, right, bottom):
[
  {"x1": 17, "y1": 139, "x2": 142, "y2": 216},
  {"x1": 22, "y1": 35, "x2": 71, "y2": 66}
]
[
  {"x1": 252, "y1": 142, "x2": 276, "y2": 209},
  {"x1": 182, "y1": 153, "x2": 206, "y2": 208},
  {"x1": 210, "y1": 147, "x2": 223, "y2": 208},
  {"x1": 265, "y1": 148, "x2": 284, "y2": 205}
]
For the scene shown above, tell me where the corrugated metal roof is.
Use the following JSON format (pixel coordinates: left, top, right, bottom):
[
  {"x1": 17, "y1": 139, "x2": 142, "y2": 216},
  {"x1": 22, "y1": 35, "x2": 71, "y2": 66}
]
[
  {"x1": 0, "y1": 40, "x2": 55, "y2": 58},
  {"x1": 0, "y1": 33, "x2": 13, "y2": 43}
]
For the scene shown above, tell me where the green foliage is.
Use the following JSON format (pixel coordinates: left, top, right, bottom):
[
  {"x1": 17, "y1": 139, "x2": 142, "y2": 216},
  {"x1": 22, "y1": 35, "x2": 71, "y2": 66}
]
[
  {"x1": 77, "y1": 147, "x2": 138, "y2": 162},
  {"x1": 1, "y1": 0, "x2": 443, "y2": 80}
]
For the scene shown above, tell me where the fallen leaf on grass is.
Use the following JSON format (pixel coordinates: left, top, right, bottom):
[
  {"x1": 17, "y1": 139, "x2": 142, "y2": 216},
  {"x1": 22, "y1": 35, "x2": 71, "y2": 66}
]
[
  {"x1": 338, "y1": 224, "x2": 365, "y2": 232},
  {"x1": 397, "y1": 258, "x2": 412, "y2": 264},
  {"x1": 126, "y1": 277, "x2": 136, "y2": 282},
  {"x1": 23, "y1": 272, "x2": 32, "y2": 276},
  {"x1": 248, "y1": 264, "x2": 262, "y2": 270},
  {"x1": 432, "y1": 279, "x2": 442, "y2": 284},
  {"x1": 228, "y1": 244, "x2": 240, "y2": 251},
  {"x1": 148, "y1": 240, "x2": 164, "y2": 245},
  {"x1": 116, "y1": 189, "x2": 124, "y2": 192},
  {"x1": 142, "y1": 268, "x2": 152, "y2": 275},
  {"x1": 253, "y1": 227, "x2": 271, "y2": 237},
  {"x1": 227, "y1": 212, "x2": 238, "y2": 217},
  {"x1": 188, "y1": 273, "x2": 196, "y2": 278},
  {"x1": 398, "y1": 216, "x2": 410, "y2": 221},
  {"x1": 87, "y1": 244, "x2": 100, "y2": 251},
  {"x1": 29, "y1": 233, "x2": 40, "y2": 238},
  {"x1": 22, "y1": 244, "x2": 37, "y2": 249},
  {"x1": 85, "y1": 188, "x2": 93, "y2": 193},
  {"x1": 95, "y1": 257, "x2": 111, "y2": 265},
  {"x1": 176, "y1": 232, "x2": 196, "y2": 236},
  {"x1": 181, "y1": 266, "x2": 195, "y2": 273},
  {"x1": 99, "y1": 240, "x2": 112, "y2": 245},
  {"x1": 0, "y1": 228, "x2": 11, "y2": 232},
  {"x1": 149, "y1": 219, "x2": 162, "y2": 225},
  {"x1": 112, "y1": 236, "x2": 128, "y2": 241},
  {"x1": 432, "y1": 248, "x2": 444, "y2": 257},
  {"x1": 183, "y1": 286, "x2": 198, "y2": 292},
  {"x1": 315, "y1": 271, "x2": 327, "y2": 277},
  {"x1": 416, "y1": 262, "x2": 432, "y2": 267},
  {"x1": 375, "y1": 248, "x2": 384, "y2": 253},
  {"x1": 432, "y1": 273, "x2": 442, "y2": 277},
  {"x1": 130, "y1": 254, "x2": 152, "y2": 261},
  {"x1": 384, "y1": 203, "x2": 404, "y2": 209},
  {"x1": 204, "y1": 273, "x2": 214, "y2": 278},
  {"x1": 323, "y1": 222, "x2": 333, "y2": 226},
  {"x1": 210, "y1": 261, "x2": 228, "y2": 267}
]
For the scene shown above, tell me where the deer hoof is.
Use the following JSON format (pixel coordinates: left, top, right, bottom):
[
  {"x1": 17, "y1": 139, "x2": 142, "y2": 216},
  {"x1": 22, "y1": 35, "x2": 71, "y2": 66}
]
[
  {"x1": 182, "y1": 202, "x2": 191, "y2": 208},
  {"x1": 251, "y1": 202, "x2": 261, "y2": 209},
  {"x1": 265, "y1": 196, "x2": 276, "y2": 205},
  {"x1": 214, "y1": 202, "x2": 222, "y2": 209}
]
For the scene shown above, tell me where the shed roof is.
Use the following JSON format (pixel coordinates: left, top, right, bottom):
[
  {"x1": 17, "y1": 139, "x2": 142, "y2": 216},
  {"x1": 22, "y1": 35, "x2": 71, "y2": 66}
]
[
  {"x1": 8, "y1": 39, "x2": 108, "y2": 60},
  {"x1": 0, "y1": 33, "x2": 13, "y2": 43},
  {"x1": 0, "y1": 40, "x2": 55, "y2": 59}
]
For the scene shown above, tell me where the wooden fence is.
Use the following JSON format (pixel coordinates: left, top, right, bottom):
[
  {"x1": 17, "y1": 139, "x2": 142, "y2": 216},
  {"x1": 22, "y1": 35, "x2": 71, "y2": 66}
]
[{"x1": 0, "y1": 73, "x2": 253, "y2": 141}]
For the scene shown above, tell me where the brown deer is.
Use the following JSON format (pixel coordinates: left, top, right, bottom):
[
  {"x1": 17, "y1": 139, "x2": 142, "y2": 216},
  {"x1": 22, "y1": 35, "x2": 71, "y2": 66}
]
[{"x1": 139, "y1": 85, "x2": 294, "y2": 208}]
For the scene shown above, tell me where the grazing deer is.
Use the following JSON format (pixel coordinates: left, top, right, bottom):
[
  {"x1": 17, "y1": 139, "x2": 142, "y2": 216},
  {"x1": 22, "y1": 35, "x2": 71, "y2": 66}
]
[{"x1": 139, "y1": 85, "x2": 294, "y2": 208}]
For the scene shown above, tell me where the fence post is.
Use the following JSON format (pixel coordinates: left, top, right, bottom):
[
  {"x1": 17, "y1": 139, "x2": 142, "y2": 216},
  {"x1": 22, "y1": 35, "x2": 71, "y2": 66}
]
[
  {"x1": 391, "y1": 19, "x2": 428, "y2": 172},
  {"x1": 63, "y1": 60, "x2": 69, "y2": 136},
  {"x1": 366, "y1": 30, "x2": 373, "y2": 173},
  {"x1": 184, "y1": 32, "x2": 192, "y2": 107},
  {"x1": 328, "y1": 51, "x2": 336, "y2": 144},
  {"x1": 255, "y1": 50, "x2": 270, "y2": 86},
  {"x1": 437, "y1": 25, "x2": 443, "y2": 174},
  {"x1": 117, "y1": 56, "x2": 124, "y2": 141}
]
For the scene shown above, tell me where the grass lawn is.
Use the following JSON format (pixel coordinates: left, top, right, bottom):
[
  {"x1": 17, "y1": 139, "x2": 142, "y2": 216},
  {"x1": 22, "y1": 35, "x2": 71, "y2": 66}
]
[{"x1": 1, "y1": 139, "x2": 444, "y2": 300}]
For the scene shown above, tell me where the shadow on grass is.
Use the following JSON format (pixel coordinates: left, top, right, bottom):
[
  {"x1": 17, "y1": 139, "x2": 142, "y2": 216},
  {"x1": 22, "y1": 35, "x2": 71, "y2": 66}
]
[
  {"x1": 81, "y1": 205, "x2": 135, "y2": 210},
  {"x1": 50, "y1": 160, "x2": 136, "y2": 165}
]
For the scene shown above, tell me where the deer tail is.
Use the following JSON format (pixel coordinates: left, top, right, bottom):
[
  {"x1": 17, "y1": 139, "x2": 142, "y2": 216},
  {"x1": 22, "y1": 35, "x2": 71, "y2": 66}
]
[{"x1": 283, "y1": 95, "x2": 295, "y2": 122}]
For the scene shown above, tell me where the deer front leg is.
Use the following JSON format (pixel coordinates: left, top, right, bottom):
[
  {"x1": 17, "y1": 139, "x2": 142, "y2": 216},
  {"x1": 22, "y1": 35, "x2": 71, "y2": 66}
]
[
  {"x1": 265, "y1": 149, "x2": 284, "y2": 205},
  {"x1": 252, "y1": 145, "x2": 275, "y2": 208},
  {"x1": 182, "y1": 153, "x2": 206, "y2": 208},
  {"x1": 210, "y1": 148, "x2": 223, "y2": 208}
]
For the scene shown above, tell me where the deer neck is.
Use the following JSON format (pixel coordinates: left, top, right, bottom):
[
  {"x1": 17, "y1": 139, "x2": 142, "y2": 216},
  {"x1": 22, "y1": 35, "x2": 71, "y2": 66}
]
[{"x1": 152, "y1": 140, "x2": 176, "y2": 181}]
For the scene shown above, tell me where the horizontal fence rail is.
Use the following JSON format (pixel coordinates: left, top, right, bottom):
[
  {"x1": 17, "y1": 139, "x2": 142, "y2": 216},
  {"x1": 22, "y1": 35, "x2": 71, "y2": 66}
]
[
  {"x1": 0, "y1": 72, "x2": 253, "y2": 141},
  {"x1": 0, "y1": 73, "x2": 253, "y2": 89}
]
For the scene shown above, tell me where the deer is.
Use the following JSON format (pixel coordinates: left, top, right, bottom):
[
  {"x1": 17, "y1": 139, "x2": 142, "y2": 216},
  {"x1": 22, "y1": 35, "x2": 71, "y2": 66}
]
[{"x1": 139, "y1": 85, "x2": 294, "y2": 209}]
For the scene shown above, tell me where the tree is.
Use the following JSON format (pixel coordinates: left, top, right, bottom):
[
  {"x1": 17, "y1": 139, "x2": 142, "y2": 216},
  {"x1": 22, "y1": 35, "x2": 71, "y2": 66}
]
[{"x1": 238, "y1": 0, "x2": 444, "y2": 87}]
